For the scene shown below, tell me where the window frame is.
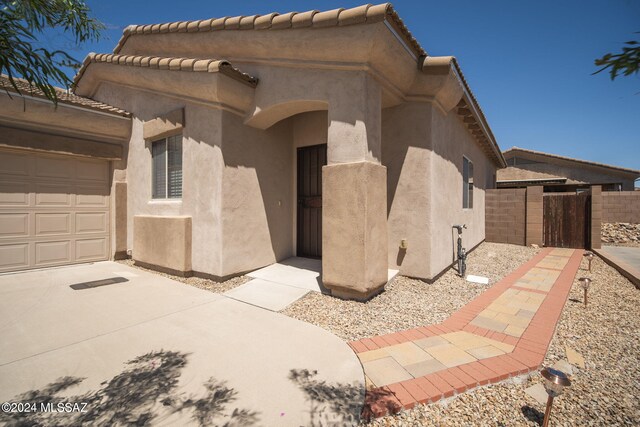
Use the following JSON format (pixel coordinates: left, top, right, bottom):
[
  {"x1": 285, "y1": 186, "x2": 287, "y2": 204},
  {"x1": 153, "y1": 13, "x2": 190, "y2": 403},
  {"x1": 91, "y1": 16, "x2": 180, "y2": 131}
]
[
  {"x1": 151, "y1": 134, "x2": 183, "y2": 200},
  {"x1": 463, "y1": 156, "x2": 474, "y2": 209}
]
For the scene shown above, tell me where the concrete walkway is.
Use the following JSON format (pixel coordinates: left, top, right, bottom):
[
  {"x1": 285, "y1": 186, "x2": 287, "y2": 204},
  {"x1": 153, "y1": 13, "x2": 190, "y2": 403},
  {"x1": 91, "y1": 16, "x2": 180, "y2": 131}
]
[
  {"x1": 225, "y1": 257, "x2": 398, "y2": 311},
  {"x1": 0, "y1": 261, "x2": 364, "y2": 426},
  {"x1": 348, "y1": 248, "x2": 582, "y2": 412},
  {"x1": 595, "y1": 245, "x2": 640, "y2": 289}
]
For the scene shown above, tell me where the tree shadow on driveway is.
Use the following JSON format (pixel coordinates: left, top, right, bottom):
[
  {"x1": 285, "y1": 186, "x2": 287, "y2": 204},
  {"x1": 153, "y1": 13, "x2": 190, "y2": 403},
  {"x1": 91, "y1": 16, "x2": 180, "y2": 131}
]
[{"x1": 0, "y1": 350, "x2": 258, "y2": 427}]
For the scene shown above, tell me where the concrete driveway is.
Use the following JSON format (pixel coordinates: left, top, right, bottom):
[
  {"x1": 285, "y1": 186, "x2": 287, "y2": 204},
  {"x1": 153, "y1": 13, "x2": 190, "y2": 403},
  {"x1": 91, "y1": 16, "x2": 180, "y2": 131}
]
[{"x1": 0, "y1": 262, "x2": 364, "y2": 426}]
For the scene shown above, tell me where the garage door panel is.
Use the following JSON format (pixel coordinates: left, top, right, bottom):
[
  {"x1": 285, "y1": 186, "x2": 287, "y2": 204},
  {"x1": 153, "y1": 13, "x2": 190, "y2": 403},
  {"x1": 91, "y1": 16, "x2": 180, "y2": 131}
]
[
  {"x1": 35, "y1": 213, "x2": 71, "y2": 236},
  {"x1": 34, "y1": 183, "x2": 73, "y2": 207},
  {"x1": 0, "y1": 213, "x2": 29, "y2": 237},
  {"x1": 0, "y1": 152, "x2": 29, "y2": 176},
  {"x1": 0, "y1": 243, "x2": 29, "y2": 270},
  {"x1": 76, "y1": 161, "x2": 109, "y2": 183},
  {"x1": 76, "y1": 238, "x2": 107, "y2": 261},
  {"x1": 76, "y1": 186, "x2": 109, "y2": 207},
  {"x1": 75, "y1": 212, "x2": 107, "y2": 234},
  {"x1": 35, "y1": 156, "x2": 74, "y2": 179},
  {"x1": 35, "y1": 240, "x2": 71, "y2": 265},
  {"x1": 0, "y1": 182, "x2": 30, "y2": 206},
  {"x1": 0, "y1": 149, "x2": 110, "y2": 272}
]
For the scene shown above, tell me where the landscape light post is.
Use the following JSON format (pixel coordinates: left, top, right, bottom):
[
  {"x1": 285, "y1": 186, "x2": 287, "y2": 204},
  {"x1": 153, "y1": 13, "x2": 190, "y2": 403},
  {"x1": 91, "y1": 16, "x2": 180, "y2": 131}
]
[
  {"x1": 583, "y1": 251, "x2": 594, "y2": 272},
  {"x1": 579, "y1": 277, "x2": 592, "y2": 307},
  {"x1": 541, "y1": 367, "x2": 571, "y2": 427}
]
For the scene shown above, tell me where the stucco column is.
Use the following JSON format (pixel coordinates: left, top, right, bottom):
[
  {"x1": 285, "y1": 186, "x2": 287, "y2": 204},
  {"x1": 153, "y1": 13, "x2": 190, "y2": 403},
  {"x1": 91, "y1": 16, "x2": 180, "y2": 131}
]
[
  {"x1": 322, "y1": 74, "x2": 388, "y2": 300},
  {"x1": 590, "y1": 185, "x2": 602, "y2": 249}
]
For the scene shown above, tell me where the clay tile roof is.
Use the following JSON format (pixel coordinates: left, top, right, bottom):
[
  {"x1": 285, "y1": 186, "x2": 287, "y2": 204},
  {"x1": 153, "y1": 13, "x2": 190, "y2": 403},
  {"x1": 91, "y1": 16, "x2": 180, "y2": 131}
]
[
  {"x1": 111, "y1": 3, "x2": 427, "y2": 58},
  {"x1": 72, "y1": 53, "x2": 259, "y2": 89},
  {"x1": 0, "y1": 74, "x2": 131, "y2": 117},
  {"x1": 504, "y1": 147, "x2": 640, "y2": 176}
]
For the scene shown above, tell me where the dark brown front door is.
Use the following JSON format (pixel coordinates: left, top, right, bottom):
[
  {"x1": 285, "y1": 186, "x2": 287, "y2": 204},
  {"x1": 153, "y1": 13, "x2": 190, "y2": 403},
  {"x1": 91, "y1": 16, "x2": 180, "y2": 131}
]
[
  {"x1": 543, "y1": 193, "x2": 591, "y2": 248},
  {"x1": 297, "y1": 144, "x2": 327, "y2": 258}
]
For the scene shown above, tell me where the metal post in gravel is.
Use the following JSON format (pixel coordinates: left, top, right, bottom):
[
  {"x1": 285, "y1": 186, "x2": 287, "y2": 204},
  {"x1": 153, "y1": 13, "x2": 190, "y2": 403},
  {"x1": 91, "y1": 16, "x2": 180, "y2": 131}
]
[
  {"x1": 541, "y1": 367, "x2": 571, "y2": 427},
  {"x1": 579, "y1": 277, "x2": 592, "y2": 307},
  {"x1": 584, "y1": 252, "x2": 594, "y2": 272}
]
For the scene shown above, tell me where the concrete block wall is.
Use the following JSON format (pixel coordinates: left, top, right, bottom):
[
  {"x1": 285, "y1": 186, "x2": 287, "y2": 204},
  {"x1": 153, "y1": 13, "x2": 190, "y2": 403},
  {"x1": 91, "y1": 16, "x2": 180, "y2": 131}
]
[
  {"x1": 485, "y1": 188, "x2": 526, "y2": 245},
  {"x1": 602, "y1": 191, "x2": 640, "y2": 223},
  {"x1": 591, "y1": 186, "x2": 602, "y2": 249},
  {"x1": 525, "y1": 186, "x2": 544, "y2": 247}
]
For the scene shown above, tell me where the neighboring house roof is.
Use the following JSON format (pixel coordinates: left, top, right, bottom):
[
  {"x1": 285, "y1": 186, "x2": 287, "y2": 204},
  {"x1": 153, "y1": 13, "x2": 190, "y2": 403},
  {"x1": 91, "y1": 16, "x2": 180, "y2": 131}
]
[
  {"x1": 497, "y1": 178, "x2": 567, "y2": 187},
  {"x1": 503, "y1": 147, "x2": 640, "y2": 176},
  {"x1": 0, "y1": 74, "x2": 131, "y2": 118},
  {"x1": 74, "y1": 54, "x2": 258, "y2": 88}
]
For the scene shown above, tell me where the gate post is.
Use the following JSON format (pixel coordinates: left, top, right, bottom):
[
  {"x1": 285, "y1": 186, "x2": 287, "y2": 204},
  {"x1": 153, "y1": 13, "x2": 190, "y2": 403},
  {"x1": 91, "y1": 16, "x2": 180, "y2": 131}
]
[
  {"x1": 526, "y1": 186, "x2": 544, "y2": 247},
  {"x1": 590, "y1": 185, "x2": 602, "y2": 249}
]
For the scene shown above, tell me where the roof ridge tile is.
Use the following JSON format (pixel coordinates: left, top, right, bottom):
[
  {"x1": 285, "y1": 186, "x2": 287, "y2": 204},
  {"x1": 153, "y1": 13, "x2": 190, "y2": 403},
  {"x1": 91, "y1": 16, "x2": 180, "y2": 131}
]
[{"x1": 73, "y1": 53, "x2": 258, "y2": 88}]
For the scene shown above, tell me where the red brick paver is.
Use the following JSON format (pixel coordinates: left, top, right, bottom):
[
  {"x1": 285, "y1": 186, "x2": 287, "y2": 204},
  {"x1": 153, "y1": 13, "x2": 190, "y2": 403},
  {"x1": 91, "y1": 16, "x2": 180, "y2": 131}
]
[{"x1": 352, "y1": 248, "x2": 583, "y2": 412}]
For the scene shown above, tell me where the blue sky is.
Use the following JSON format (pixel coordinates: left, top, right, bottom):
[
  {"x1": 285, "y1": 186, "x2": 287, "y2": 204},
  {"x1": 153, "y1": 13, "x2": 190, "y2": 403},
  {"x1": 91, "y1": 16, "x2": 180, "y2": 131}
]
[{"x1": 45, "y1": 0, "x2": 639, "y2": 173}]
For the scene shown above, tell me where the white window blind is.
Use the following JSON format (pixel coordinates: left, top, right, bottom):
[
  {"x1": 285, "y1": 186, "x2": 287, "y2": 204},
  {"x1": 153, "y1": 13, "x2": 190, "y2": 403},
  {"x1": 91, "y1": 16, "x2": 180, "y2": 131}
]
[
  {"x1": 167, "y1": 135, "x2": 182, "y2": 198},
  {"x1": 152, "y1": 135, "x2": 182, "y2": 199}
]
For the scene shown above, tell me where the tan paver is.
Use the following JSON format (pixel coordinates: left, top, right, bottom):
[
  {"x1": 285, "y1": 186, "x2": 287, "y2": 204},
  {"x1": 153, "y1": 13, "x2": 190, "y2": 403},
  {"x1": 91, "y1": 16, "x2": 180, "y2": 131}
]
[
  {"x1": 414, "y1": 335, "x2": 449, "y2": 349},
  {"x1": 467, "y1": 345, "x2": 505, "y2": 359},
  {"x1": 424, "y1": 344, "x2": 477, "y2": 368},
  {"x1": 384, "y1": 342, "x2": 432, "y2": 366},
  {"x1": 550, "y1": 248, "x2": 574, "y2": 257},
  {"x1": 357, "y1": 347, "x2": 391, "y2": 363},
  {"x1": 362, "y1": 357, "x2": 413, "y2": 387},
  {"x1": 470, "y1": 315, "x2": 508, "y2": 332},
  {"x1": 537, "y1": 255, "x2": 570, "y2": 270},
  {"x1": 404, "y1": 358, "x2": 448, "y2": 377},
  {"x1": 565, "y1": 346, "x2": 586, "y2": 369}
]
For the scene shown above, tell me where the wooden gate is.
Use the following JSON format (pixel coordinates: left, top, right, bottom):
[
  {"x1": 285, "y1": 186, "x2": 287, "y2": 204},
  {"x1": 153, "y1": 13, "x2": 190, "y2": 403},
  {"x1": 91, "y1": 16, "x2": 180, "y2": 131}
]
[{"x1": 543, "y1": 193, "x2": 591, "y2": 248}]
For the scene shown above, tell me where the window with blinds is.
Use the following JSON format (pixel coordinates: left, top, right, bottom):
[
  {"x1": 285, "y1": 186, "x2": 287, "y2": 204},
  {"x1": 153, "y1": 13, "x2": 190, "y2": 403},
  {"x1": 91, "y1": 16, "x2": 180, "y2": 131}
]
[
  {"x1": 152, "y1": 135, "x2": 182, "y2": 199},
  {"x1": 463, "y1": 156, "x2": 474, "y2": 209}
]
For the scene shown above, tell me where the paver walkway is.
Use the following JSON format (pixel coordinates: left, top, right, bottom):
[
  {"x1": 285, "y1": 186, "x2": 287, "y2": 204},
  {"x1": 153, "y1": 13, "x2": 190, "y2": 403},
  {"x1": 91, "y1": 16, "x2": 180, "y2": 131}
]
[{"x1": 348, "y1": 248, "x2": 583, "y2": 411}]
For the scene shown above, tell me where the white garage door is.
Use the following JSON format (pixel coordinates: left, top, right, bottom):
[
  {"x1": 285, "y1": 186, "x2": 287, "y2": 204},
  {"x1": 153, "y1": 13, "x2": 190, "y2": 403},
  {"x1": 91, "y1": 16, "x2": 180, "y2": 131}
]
[{"x1": 0, "y1": 149, "x2": 110, "y2": 272}]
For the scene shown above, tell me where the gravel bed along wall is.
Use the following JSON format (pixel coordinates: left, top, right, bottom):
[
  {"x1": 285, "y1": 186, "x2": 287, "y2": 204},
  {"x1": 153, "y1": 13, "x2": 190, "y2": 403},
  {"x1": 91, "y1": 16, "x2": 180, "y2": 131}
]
[
  {"x1": 601, "y1": 222, "x2": 640, "y2": 247},
  {"x1": 282, "y1": 243, "x2": 539, "y2": 342},
  {"x1": 365, "y1": 254, "x2": 640, "y2": 426},
  {"x1": 115, "y1": 259, "x2": 250, "y2": 293}
]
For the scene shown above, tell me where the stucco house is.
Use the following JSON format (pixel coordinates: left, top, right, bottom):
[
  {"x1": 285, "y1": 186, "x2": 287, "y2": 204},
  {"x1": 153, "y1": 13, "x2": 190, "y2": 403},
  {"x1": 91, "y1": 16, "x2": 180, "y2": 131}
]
[
  {"x1": 0, "y1": 3, "x2": 506, "y2": 300},
  {"x1": 498, "y1": 147, "x2": 640, "y2": 192}
]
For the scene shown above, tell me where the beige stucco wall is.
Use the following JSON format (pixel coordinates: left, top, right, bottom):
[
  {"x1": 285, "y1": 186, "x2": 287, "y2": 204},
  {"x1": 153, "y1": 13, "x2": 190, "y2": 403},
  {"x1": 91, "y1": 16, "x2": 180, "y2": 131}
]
[
  {"x1": 218, "y1": 110, "x2": 293, "y2": 276},
  {"x1": 93, "y1": 83, "x2": 224, "y2": 275},
  {"x1": 383, "y1": 103, "x2": 432, "y2": 278},
  {"x1": 92, "y1": 82, "x2": 297, "y2": 278},
  {"x1": 428, "y1": 106, "x2": 495, "y2": 279},
  {"x1": 384, "y1": 102, "x2": 496, "y2": 280}
]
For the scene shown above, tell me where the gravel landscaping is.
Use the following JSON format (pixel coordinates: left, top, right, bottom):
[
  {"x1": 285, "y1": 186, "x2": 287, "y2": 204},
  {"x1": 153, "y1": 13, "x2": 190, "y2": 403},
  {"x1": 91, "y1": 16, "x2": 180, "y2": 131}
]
[
  {"x1": 116, "y1": 259, "x2": 250, "y2": 293},
  {"x1": 282, "y1": 243, "x2": 539, "y2": 342},
  {"x1": 365, "y1": 254, "x2": 640, "y2": 426},
  {"x1": 601, "y1": 222, "x2": 640, "y2": 247}
]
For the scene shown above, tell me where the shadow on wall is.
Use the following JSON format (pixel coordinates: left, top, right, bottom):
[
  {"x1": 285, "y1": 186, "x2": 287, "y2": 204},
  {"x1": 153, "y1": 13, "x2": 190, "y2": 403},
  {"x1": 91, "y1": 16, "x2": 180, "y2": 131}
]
[
  {"x1": 0, "y1": 350, "x2": 258, "y2": 427},
  {"x1": 220, "y1": 112, "x2": 296, "y2": 267}
]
